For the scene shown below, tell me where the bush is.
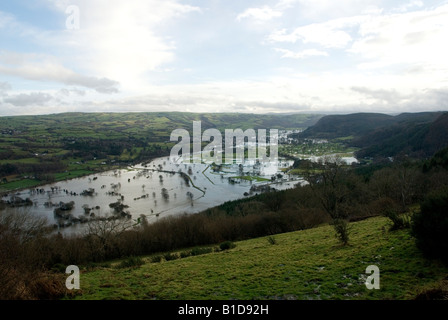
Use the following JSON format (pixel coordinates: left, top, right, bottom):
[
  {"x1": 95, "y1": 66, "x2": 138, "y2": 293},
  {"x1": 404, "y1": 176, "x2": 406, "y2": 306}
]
[
  {"x1": 164, "y1": 252, "x2": 179, "y2": 261},
  {"x1": 378, "y1": 197, "x2": 411, "y2": 230},
  {"x1": 150, "y1": 255, "x2": 162, "y2": 263},
  {"x1": 267, "y1": 236, "x2": 277, "y2": 245},
  {"x1": 412, "y1": 188, "x2": 448, "y2": 264},
  {"x1": 117, "y1": 256, "x2": 145, "y2": 269},
  {"x1": 180, "y1": 251, "x2": 192, "y2": 258},
  {"x1": 219, "y1": 241, "x2": 236, "y2": 251},
  {"x1": 332, "y1": 219, "x2": 351, "y2": 245},
  {"x1": 190, "y1": 247, "x2": 213, "y2": 256}
]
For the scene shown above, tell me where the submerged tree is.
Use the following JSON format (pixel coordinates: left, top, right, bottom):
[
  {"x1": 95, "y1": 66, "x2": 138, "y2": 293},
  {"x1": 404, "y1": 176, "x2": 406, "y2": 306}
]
[{"x1": 161, "y1": 188, "x2": 169, "y2": 201}]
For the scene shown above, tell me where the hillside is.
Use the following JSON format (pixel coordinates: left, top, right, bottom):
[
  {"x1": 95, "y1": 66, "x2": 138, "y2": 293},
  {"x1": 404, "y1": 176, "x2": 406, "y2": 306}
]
[
  {"x1": 299, "y1": 112, "x2": 442, "y2": 139},
  {"x1": 299, "y1": 113, "x2": 393, "y2": 139},
  {"x1": 297, "y1": 112, "x2": 447, "y2": 159},
  {"x1": 71, "y1": 217, "x2": 448, "y2": 300},
  {"x1": 353, "y1": 113, "x2": 448, "y2": 158}
]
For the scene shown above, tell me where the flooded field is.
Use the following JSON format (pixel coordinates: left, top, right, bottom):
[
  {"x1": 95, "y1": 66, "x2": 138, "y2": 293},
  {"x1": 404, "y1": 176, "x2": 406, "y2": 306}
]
[{"x1": 1, "y1": 156, "x2": 303, "y2": 235}]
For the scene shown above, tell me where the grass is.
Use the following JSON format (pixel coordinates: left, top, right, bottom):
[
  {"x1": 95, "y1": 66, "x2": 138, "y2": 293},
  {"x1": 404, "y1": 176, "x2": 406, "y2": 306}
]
[
  {"x1": 0, "y1": 178, "x2": 42, "y2": 191},
  {"x1": 69, "y1": 216, "x2": 448, "y2": 300},
  {"x1": 53, "y1": 169, "x2": 95, "y2": 181},
  {"x1": 231, "y1": 176, "x2": 271, "y2": 182}
]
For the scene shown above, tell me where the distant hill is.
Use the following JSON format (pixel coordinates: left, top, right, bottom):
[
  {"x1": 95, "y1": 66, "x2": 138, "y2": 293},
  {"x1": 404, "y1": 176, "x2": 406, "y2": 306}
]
[
  {"x1": 299, "y1": 112, "x2": 442, "y2": 139},
  {"x1": 353, "y1": 113, "x2": 448, "y2": 158},
  {"x1": 298, "y1": 111, "x2": 448, "y2": 159},
  {"x1": 298, "y1": 112, "x2": 393, "y2": 139}
]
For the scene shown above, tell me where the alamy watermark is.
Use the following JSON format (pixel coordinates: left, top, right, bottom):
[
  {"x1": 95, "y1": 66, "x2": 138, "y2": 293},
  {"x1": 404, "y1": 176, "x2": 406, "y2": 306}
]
[
  {"x1": 170, "y1": 121, "x2": 278, "y2": 165},
  {"x1": 66, "y1": 265, "x2": 80, "y2": 290},
  {"x1": 65, "y1": 5, "x2": 80, "y2": 30},
  {"x1": 365, "y1": 265, "x2": 380, "y2": 290}
]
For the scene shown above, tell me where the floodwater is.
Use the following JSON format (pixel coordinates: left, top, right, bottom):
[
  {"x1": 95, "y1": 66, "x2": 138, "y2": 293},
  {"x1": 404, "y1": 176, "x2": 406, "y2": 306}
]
[{"x1": 1, "y1": 156, "x2": 303, "y2": 235}]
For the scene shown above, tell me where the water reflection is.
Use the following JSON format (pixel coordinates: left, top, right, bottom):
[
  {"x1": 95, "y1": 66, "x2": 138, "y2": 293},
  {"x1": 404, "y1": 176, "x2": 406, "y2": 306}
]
[{"x1": 1, "y1": 157, "x2": 304, "y2": 235}]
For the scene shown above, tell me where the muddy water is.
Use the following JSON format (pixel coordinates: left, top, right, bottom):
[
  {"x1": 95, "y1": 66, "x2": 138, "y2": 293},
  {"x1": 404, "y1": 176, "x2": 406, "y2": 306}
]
[{"x1": 1, "y1": 157, "x2": 301, "y2": 235}]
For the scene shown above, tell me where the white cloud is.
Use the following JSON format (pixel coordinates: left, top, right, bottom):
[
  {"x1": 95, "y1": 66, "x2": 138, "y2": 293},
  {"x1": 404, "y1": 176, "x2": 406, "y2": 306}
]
[
  {"x1": 237, "y1": 6, "x2": 283, "y2": 21},
  {"x1": 291, "y1": 0, "x2": 383, "y2": 20},
  {"x1": 275, "y1": 48, "x2": 328, "y2": 59},
  {"x1": 268, "y1": 15, "x2": 364, "y2": 48},
  {"x1": 41, "y1": 0, "x2": 201, "y2": 92},
  {"x1": 349, "y1": 4, "x2": 448, "y2": 73},
  {"x1": 3, "y1": 92, "x2": 57, "y2": 107},
  {"x1": 0, "y1": 52, "x2": 119, "y2": 93},
  {"x1": 0, "y1": 81, "x2": 11, "y2": 92},
  {"x1": 393, "y1": 0, "x2": 424, "y2": 13}
]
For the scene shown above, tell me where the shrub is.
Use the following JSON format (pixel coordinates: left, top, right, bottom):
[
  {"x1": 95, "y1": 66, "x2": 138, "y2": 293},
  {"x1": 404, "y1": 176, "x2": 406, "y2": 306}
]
[
  {"x1": 332, "y1": 219, "x2": 351, "y2": 245},
  {"x1": 180, "y1": 251, "x2": 192, "y2": 258},
  {"x1": 384, "y1": 209, "x2": 411, "y2": 230},
  {"x1": 411, "y1": 187, "x2": 448, "y2": 264},
  {"x1": 117, "y1": 256, "x2": 145, "y2": 269},
  {"x1": 219, "y1": 241, "x2": 236, "y2": 251},
  {"x1": 267, "y1": 236, "x2": 277, "y2": 245},
  {"x1": 163, "y1": 252, "x2": 179, "y2": 261},
  {"x1": 190, "y1": 247, "x2": 213, "y2": 256},
  {"x1": 28, "y1": 273, "x2": 69, "y2": 300},
  {"x1": 150, "y1": 255, "x2": 162, "y2": 263},
  {"x1": 373, "y1": 197, "x2": 411, "y2": 230}
]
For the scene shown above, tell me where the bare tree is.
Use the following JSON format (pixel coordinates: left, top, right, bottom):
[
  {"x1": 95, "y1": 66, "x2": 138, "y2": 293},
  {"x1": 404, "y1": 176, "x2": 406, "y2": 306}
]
[
  {"x1": 0, "y1": 210, "x2": 52, "y2": 299},
  {"x1": 302, "y1": 155, "x2": 351, "y2": 245},
  {"x1": 84, "y1": 217, "x2": 132, "y2": 260}
]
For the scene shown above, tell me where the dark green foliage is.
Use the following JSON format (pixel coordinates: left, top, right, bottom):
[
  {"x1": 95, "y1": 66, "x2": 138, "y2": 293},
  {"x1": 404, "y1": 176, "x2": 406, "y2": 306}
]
[
  {"x1": 331, "y1": 219, "x2": 351, "y2": 245},
  {"x1": 412, "y1": 187, "x2": 448, "y2": 264},
  {"x1": 299, "y1": 111, "x2": 448, "y2": 159},
  {"x1": 376, "y1": 197, "x2": 411, "y2": 230},
  {"x1": 383, "y1": 208, "x2": 411, "y2": 230},
  {"x1": 164, "y1": 252, "x2": 179, "y2": 261},
  {"x1": 300, "y1": 113, "x2": 395, "y2": 139},
  {"x1": 117, "y1": 256, "x2": 145, "y2": 268},
  {"x1": 219, "y1": 241, "x2": 236, "y2": 251},
  {"x1": 150, "y1": 255, "x2": 162, "y2": 263},
  {"x1": 179, "y1": 251, "x2": 192, "y2": 259},
  {"x1": 267, "y1": 236, "x2": 277, "y2": 245},
  {"x1": 190, "y1": 247, "x2": 213, "y2": 256},
  {"x1": 424, "y1": 146, "x2": 448, "y2": 171},
  {"x1": 354, "y1": 113, "x2": 448, "y2": 159}
]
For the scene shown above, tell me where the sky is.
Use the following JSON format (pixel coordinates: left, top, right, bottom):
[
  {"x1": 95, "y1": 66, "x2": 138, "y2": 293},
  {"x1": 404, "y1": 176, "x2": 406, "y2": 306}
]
[{"x1": 1, "y1": 0, "x2": 448, "y2": 116}]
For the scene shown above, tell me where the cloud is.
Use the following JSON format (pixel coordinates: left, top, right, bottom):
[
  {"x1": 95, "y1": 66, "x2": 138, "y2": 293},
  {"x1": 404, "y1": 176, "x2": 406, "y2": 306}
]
[
  {"x1": 40, "y1": 0, "x2": 201, "y2": 91},
  {"x1": 0, "y1": 52, "x2": 119, "y2": 93},
  {"x1": 275, "y1": 48, "x2": 329, "y2": 59},
  {"x1": 349, "y1": 4, "x2": 448, "y2": 72},
  {"x1": 393, "y1": 0, "x2": 424, "y2": 13},
  {"x1": 0, "y1": 11, "x2": 14, "y2": 29},
  {"x1": 237, "y1": 6, "x2": 283, "y2": 21},
  {"x1": 3, "y1": 92, "x2": 57, "y2": 107},
  {"x1": 351, "y1": 86, "x2": 403, "y2": 104},
  {"x1": 57, "y1": 88, "x2": 86, "y2": 97},
  {"x1": 290, "y1": 0, "x2": 382, "y2": 20},
  {"x1": 0, "y1": 81, "x2": 11, "y2": 92},
  {"x1": 267, "y1": 15, "x2": 363, "y2": 48}
]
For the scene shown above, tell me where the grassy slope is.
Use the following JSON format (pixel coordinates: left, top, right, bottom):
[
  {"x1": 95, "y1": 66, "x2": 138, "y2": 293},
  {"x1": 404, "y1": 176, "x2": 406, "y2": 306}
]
[{"x1": 72, "y1": 216, "x2": 448, "y2": 300}]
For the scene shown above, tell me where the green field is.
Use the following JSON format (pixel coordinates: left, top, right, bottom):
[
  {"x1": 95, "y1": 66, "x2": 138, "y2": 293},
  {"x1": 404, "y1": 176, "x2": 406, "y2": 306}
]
[
  {"x1": 230, "y1": 176, "x2": 271, "y2": 182},
  {"x1": 0, "y1": 112, "x2": 322, "y2": 192},
  {"x1": 70, "y1": 216, "x2": 448, "y2": 300}
]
